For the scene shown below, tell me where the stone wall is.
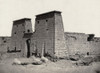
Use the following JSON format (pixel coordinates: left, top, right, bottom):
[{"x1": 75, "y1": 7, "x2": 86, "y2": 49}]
[
  {"x1": 89, "y1": 40, "x2": 100, "y2": 55},
  {"x1": 65, "y1": 32, "x2": 100, "y2": 55},
  {"x1": 0, "y1": 37, "x2": 11, "y2": 53},
  {"x1": 0, "y1": 11, "x2": 100, "y2": 58}
]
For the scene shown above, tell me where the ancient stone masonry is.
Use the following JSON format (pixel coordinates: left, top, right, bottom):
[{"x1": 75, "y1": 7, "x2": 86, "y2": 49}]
[
  {"x1": 0, "y1": 11, "x2": 100, "y2": 58},
  {"x1": 10, "y1": 18, "x2": 33, "y2": 57},
  {"x1": 0, "y1": 37, "x2": 11, "y2": 53},
  {"x1": 65, "y1": 32, "x2": 100, "y2": 55},
  {"x1": 30, "y1": 11, "x2": 67, "y2": 57}
]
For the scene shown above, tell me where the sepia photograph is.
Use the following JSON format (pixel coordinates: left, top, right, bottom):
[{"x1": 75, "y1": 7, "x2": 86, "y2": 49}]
[{"x1": 0, "y1": 0, "x2": 100, "y2": 73}]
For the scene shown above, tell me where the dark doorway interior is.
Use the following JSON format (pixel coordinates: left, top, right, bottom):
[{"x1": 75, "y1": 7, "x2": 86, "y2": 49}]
[{"x1": 26, "y1": 39, "x2": 31, "y2": 58}]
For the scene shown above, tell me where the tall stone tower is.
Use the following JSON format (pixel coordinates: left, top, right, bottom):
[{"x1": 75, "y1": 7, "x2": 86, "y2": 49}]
[
  {"x1": 10, "y1": 18, "x2": 33, "y2": 56},
  {"x1": 31, "y1": 11, "x2": 67, "y2": 57}
]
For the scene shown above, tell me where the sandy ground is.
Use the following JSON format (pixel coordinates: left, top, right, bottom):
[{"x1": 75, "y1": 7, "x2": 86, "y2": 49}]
[{"x1": 0, "y1": 58, "x2": 100, "y2": 73}]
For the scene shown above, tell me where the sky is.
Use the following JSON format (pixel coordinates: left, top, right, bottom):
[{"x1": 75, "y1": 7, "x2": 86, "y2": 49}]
[{"x1": 0, "y1": 0, "x2": 100, "y2": 37}]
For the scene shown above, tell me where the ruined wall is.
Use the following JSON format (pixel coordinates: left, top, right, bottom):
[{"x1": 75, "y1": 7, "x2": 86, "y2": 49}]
[
  {"x1": 88, "y1": 37, "x2": 100, "y2": 55},
  {"x1": 65, "y1": 32, "x2": 100, "y2": 55},
  {"x1": 0, "y1": 37, "x2": 11, "y2": 53}
]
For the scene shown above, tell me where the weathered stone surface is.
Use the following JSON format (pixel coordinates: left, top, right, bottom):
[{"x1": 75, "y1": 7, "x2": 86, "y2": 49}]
[
  {"x1": 0, "y1": 11, "x2": 100, "y2": 59},
  {"x1": 31, "y1": 11, "x2": 67, "y2": 58},
  {"x1": 65, "y1": 32, "x2": 100, "y2": 55}
]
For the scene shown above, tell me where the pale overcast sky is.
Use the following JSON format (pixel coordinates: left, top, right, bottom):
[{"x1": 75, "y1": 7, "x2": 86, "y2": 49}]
[{"x1": 0, "y1": 0, "x2": 100, "y2": 37}]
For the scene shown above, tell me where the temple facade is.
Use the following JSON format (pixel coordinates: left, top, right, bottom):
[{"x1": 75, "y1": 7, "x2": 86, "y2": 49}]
[{"x1": 0, "y1": 11, "x2": 100, "y2": 58}]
